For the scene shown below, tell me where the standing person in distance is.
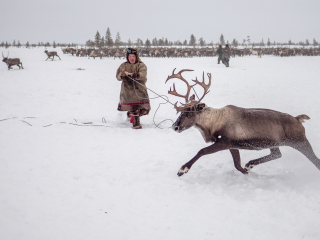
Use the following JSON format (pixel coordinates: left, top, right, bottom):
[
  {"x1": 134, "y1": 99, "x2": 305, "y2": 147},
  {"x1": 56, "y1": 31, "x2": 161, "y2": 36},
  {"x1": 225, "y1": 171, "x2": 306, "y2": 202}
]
[
  {"x1": 223, "y1": 44, "x2": 231, "y2": 67},
  {"x1": 116, "y1": 48, "x2": 150, "y2": 129},
  {"x1": 217, "y1": 44, "x2": 224, "y2": 64}
]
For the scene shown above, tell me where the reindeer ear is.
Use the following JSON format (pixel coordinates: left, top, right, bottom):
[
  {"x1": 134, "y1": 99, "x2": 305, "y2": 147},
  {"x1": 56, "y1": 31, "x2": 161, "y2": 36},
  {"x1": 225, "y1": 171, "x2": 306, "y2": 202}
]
[
  {"x1": 197, "y1": 103, "x2": 206, "y2": 111},
  {"x1": 189, "y1": 94, "x2": 195, "y2": 102}
]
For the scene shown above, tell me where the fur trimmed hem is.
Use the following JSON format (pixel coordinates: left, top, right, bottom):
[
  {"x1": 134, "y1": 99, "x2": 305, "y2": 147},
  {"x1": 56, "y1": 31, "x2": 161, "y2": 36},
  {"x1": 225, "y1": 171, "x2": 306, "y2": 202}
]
[{"x1": 117, "y1": 103, "x2": 151, "y2": 112}]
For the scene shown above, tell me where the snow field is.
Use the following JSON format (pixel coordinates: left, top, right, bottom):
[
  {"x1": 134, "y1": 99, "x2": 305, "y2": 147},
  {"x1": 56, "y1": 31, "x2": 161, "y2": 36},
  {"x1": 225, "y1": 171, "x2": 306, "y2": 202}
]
[{"x1": 0, "y1": 48, "x2": 320, "y2": 240}]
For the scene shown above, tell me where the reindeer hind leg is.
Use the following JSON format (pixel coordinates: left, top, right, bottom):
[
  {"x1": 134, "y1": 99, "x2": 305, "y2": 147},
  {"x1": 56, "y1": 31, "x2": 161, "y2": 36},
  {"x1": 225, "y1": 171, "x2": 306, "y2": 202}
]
[
  {"x1": 230, "y1": 149, "x2": 248, "y2": 174},
  {"x1": 290, "y1": 140, "x2": 320, "y2": 171},
  {"x1": 244, "y1": 147, "x2": 282, "y2": 172}
]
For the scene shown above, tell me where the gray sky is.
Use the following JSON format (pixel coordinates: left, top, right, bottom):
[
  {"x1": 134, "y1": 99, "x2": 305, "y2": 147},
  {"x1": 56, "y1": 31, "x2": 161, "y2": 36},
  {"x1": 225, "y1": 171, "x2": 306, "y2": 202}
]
[{"x1": 2, "y1": 0, "x2": 319, "y2": 44}]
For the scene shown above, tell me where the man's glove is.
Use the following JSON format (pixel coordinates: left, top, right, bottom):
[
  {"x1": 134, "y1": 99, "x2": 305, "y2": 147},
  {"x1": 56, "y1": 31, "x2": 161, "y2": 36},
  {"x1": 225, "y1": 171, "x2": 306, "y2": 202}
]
[
  {"x1": 120, "y1": 72, "x2": 128, "y2": 80},
  {"x1": 131, "y1": 73, "x2": 140, "y2": 79}
]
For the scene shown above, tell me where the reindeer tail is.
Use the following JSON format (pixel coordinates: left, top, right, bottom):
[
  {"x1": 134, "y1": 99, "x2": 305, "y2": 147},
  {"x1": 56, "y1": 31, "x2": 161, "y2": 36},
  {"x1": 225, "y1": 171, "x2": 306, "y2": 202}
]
[{"x1": 296, "y1": 114, "x2": 310, "y2": 123}]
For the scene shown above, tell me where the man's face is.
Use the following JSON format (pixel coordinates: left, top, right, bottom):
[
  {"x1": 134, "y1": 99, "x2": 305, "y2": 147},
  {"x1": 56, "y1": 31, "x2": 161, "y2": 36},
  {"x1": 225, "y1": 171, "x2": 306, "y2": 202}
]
[{"x1": 128, "y1": 54, "x2": 136, "y2": 64}]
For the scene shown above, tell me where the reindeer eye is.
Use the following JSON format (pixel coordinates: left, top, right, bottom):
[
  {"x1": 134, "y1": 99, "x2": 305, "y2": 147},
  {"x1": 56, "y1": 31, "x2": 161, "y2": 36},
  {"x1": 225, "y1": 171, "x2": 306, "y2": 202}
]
[{"x1": 187, "y1": 112, "x2": 194, "y2": 117}]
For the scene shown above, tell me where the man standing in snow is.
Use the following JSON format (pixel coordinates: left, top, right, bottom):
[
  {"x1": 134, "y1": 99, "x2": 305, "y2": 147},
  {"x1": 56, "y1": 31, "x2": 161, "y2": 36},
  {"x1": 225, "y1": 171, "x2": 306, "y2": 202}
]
[
  {"x1": 116, "y1": 48, "x2": 150, "y2": 129},
  {"x1": 217, "y1": 44, "x2": 224, "y2": 64},
  {"x1": 223, "y1": 44, "x2": 231, "y2": 67}
]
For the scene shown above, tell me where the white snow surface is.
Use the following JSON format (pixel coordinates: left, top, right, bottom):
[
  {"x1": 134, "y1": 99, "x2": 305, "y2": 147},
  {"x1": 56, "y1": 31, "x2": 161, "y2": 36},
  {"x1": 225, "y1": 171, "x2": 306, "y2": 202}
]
[{"x1": 1, "y1": 48, "x2": 320, "y2": 240}]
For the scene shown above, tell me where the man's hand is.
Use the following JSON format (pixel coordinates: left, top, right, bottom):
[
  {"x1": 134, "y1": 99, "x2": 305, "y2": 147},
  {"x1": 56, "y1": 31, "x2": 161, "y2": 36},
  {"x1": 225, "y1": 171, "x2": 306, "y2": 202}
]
[
  {"x1": 132, "y1": 73, "x2": 140, "y2": 79},
  {"x1": 124, "y1": 71, "x2": 133, "y2": 76}
]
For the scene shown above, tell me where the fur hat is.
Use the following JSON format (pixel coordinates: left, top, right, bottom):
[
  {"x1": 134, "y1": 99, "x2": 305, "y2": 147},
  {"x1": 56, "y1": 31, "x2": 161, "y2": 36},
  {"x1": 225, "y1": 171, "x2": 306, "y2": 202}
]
[{"x1": 126, "y1": 48, "x2": 141, "y2": 63}]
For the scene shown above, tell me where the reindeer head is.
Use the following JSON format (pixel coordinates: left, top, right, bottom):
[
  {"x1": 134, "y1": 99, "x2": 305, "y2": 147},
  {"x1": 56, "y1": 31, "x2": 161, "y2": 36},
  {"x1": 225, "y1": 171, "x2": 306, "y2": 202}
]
[
  {"x1": 2, "y1": 52, "x2": 9, "y2": 62},
  {"x1": 166, "y1": 68, "x2": 211, "y2": 132}
]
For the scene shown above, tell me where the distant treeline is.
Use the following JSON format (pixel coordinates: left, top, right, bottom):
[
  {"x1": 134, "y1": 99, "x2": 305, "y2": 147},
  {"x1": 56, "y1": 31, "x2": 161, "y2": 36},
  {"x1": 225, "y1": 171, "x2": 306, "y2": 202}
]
[
  {"x1": 86, "y1": 28, "x2": 320, "y2": 48},
  {"x1": 0, "y1": 40, "x2": 77, "y2": 49},
  {"x1": 1, "y1": 29, "x2": 319, "y2": 48}
]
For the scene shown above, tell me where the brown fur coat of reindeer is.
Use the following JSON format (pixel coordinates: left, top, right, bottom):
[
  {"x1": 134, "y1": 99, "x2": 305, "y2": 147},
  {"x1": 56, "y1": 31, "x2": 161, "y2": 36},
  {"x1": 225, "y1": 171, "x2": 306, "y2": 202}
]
[
  {"x1": 44, "y1": 50, "x2": 61, "y2": 61},
  {"x1": 2, "y1": 52, "x2": 24, "y2": 70},
  {"x1": 166, "y1": 69, "x2": 320, "y2": 176}
]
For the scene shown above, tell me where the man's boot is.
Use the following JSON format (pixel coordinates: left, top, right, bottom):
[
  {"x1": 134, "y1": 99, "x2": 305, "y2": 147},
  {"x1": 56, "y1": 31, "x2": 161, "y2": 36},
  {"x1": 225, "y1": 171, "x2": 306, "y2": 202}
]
[
  {"x1": 218, "y1": 59, "x2": 220, "y2": 64},
  {"x1": 133, "y1": 116, "x2": 142, "y2": 129}
]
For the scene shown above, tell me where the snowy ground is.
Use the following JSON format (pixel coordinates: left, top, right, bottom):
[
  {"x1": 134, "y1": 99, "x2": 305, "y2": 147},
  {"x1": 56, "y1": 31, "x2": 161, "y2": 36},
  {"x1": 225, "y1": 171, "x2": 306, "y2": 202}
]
[{"x1": 1, "y1": 48, "x2": 320, "y2": 240}]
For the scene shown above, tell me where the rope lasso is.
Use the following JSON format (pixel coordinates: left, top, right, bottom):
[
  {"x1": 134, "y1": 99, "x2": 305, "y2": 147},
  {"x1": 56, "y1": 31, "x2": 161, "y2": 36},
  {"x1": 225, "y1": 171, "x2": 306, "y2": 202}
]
[{"x1": 126, "y1": 75, "x2": 175, "y2": 129}]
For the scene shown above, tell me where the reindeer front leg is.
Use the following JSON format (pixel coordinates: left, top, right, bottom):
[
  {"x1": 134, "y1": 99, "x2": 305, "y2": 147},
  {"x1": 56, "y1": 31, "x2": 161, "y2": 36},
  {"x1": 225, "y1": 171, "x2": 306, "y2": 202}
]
[{"x1": 178, "y1": 141, "x2": 229, "y2": 176}]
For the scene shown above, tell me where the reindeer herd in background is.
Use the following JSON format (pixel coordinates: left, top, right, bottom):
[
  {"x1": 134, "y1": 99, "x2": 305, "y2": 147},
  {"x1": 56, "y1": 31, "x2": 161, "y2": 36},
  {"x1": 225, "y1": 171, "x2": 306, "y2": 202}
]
[
  {"x1": 61, "y1": 46, "x2": 320, "y2": 59},
  {"x1": 2, "y1": 45, "x2": 320, "y2": 70}
]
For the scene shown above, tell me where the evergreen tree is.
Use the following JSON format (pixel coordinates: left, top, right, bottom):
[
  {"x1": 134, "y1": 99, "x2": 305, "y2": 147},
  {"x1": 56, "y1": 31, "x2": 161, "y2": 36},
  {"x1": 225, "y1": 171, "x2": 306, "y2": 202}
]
[
  {"x1": 313, "y1": 38, "x2": 318, "y2": 46},
  {"x1": 267, "y1": 38, "x2": 271, "y2": 46},
  {"x1": 17, "y1": 40, "x2": 21, "y2": 48},
  {"x1": 5, "y1": 41, "x2": 9, "y2": 48},
  {"x1": 145, "y1": 39, "x2": 151, "y2": 47},
  {"x1": 13, "y1": 40, "x2": 16, "y2": 47},
  {"x1": 95, "y1": 31, "x2": 101, "y2": 48},
  {"x1": 232, "y1": 39, "x2": 238, "y2": 47},
  {"x1": 220, "y1": 34, "x2": 225, "y2": 45},
  {"x1": 128, "y1": 38, "x2": 132, "y2": 47},
  {"x1": 86, "y1": 39, "x2": 94, "y2": 47},
  {"x1": 115, "y1": 32, "x2": 121, "y2": 47},
  {"x1": 0, "y1": 42, "x2": 4, "y2": 47},
  {"x1": 199, "y1": 37, "x2": 205, "y2": 46},
  {"x1": 183, "y1": 39, "x2": 187, "y2": 46},
  {"x1": 136, "y1": 38, "x2": 143, "y2": 47},
  {"x1": 246, "y1": 36, "x2": 250, "y2": 46},
  {"x1": 288, "y1": 39, "x2": 292, "y2": 46},
  {"x1": 260, "y1": 38, "x2": 265, "y2": 46},
  {"x1": 174, "y1": 40, "x2": 182, "y2": 46},
  {"x1": 105, "y1": 28, "x2": 113, "y2": 47},
  {"x1": 26, "y1": 41, "x2": 30, "y2": 48},
  {"x1": 152, "y1": 37, "x2": 158, "y2": 46},
  {"x1": 189, "y1": 34, "x2": 196, "y2": 46},
  {"x1": 53, "y1": 41, "x2": 56, "y2": 48},
  {"x1": 100, "y1": 36, "x2": 105, "y2": 48},
  {"x1": 305, "y1": 39, "x2": 310, "y2": 45},
  {"x1": 158, "y1": 38, "x2": 164, "y2": 46},
  {"x1": 164, "y1": 38, "x2": 169, "y2": 46}
]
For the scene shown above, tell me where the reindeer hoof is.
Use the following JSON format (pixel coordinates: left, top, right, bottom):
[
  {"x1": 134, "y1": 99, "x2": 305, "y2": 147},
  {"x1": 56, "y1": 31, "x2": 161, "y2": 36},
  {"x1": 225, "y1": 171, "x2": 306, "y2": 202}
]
[
  {"x1": 244, "y1": 164, "x2": 254, "y2": 172},
  {"x1": 177, "y1": 167, "x2": 189, "y2": 177}
]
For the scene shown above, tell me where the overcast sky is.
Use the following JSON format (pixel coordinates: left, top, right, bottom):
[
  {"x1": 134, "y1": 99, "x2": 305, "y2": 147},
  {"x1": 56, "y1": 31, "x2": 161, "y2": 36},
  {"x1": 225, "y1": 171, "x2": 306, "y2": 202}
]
[{"x1": 2, "y1": 0, "x2": 319, "y2": 45}]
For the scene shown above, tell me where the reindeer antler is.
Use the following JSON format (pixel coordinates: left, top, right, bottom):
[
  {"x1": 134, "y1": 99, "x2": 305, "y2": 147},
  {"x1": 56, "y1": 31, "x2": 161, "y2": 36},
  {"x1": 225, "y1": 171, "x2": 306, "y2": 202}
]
[
  {"x1": 2, "y1": 51, "x2": 8, "y2": 59},
  {"x1": 166, "y1": 69, "x2": 212, "y2": 113},
  {"x1": 192, "y1": 72, "x2": 211, "y2": 103},
  {"x1": 165, "y1": 68, "x2": 194, "y2": 103}
]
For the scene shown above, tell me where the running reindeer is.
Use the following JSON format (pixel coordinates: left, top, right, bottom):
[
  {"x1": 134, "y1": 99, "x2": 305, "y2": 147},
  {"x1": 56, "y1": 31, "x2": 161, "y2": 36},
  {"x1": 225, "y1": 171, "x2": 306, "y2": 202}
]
[
  {"x1": 166, "y1": 69, "x2": 320, "y2": 176},
  {"x1": 2, "y1": 52, "x2": 24, "y2": 70},
  {"x1": 44, "y1": 50, "x2": 61, "y2": 61}
]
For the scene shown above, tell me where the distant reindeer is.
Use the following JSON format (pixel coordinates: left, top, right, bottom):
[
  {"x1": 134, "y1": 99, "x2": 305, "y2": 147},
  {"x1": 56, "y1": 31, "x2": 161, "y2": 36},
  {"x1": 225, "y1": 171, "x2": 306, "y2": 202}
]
[
  {"x1": 2, "y1": 52, "x2": 24, "y2": 70},
  {"x1": 166, "y1": 69, "x2": 320, "y2": 176},
  {"x1": 44, "y1": 50, "x2": 61, "y2": 61},
  {"x1": 88, "y1": 50, "x2": 103, "y2": 59}
]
